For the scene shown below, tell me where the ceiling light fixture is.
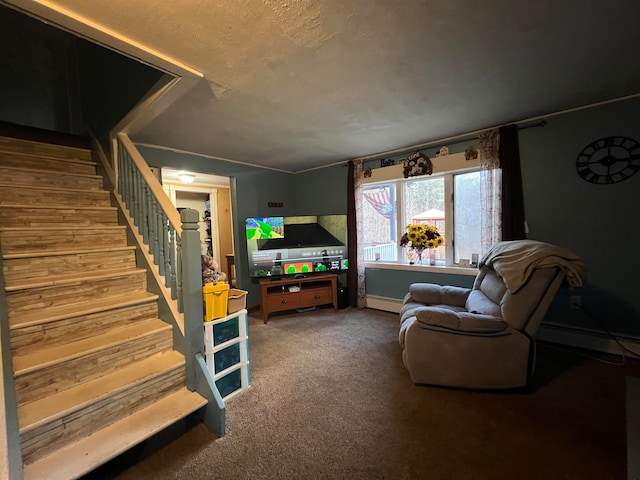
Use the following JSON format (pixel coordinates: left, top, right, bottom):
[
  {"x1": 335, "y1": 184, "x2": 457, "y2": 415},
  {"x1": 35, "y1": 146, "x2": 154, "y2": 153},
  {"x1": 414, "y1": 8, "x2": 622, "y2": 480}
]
[{"x1": 179, "y1": 173, "x2": 196, "y2": 184}]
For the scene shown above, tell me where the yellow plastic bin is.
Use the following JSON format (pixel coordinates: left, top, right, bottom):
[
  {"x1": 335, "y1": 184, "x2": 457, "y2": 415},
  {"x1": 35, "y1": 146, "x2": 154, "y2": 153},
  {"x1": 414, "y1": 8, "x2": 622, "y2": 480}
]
[{"x1": 203, "y1": 282, "x2": 230, "y2": 321}]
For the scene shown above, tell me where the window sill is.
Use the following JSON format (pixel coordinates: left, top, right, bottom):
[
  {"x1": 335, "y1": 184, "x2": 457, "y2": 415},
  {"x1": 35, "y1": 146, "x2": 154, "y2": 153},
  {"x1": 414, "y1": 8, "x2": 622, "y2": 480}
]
[{"x1": 364, "y1": 261, "x2": 478, "y2": 276}]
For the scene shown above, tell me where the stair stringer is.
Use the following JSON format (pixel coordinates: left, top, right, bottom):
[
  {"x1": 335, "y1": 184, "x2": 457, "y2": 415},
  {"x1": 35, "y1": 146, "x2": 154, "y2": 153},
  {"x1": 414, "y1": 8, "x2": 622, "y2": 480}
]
[
  {"x1": 195, "y1": 353, "x2": 226, "y2": 433},
  {"x1": 0, "y1": 252, "x2": 22, "y2": 480}
]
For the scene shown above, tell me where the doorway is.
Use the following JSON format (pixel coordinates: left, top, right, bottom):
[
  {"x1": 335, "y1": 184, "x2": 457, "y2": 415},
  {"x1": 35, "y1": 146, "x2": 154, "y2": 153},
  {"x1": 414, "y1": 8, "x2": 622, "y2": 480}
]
[
  {"x1": 175, "y1": 190, "x2": 212, "y2": 255},
  {"x1": 160, "y1": 169, "x2": 234, "y2": 280}
]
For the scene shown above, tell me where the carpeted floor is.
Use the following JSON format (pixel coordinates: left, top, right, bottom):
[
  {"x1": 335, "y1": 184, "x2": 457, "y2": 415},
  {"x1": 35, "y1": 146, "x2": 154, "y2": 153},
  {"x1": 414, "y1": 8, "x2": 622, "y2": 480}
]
[{"x1": 84, "y1": 307, "x2": 640, "y2": 480}]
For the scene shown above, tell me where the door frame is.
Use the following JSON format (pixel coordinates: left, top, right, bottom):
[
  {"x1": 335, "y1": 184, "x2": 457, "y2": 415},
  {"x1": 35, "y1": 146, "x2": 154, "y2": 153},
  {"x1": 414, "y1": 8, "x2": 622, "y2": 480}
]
[{"x1": 163, "y1": 183, "x2": 220, "y2": 263}]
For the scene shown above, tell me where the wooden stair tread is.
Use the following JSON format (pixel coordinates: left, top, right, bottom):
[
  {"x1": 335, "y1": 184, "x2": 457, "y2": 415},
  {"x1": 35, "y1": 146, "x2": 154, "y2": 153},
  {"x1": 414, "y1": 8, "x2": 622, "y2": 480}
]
[
  {"x1": 13, "y1": 318, "x2": 171, "y2": 375},
  {"x1": 0, "y1": 205, "x2": 120, "y2": 228},
  {"x1": 23, "y1": 388, "x2": 207, "y2": 480},
  {"x1": 19, "y1": 350, "x2": 186, "y2": 431},
  {"x1": 0, "y1": 152, "x2": 95, "y2": 166},
  {"x1": 5, "y1": 266, "x2": 141, "y2": 291},
  {"x1": 3, "y1": 245, "x2": 135, "y2": 260},
  {"x1": 0, "y1": 182, "x2": 107, "y2": 194},
  {"x1": 0, "y1": 225, "x2": 125, "y2": 232},
  {"x1": 0, "y1": 164, "x2": 102, "y2": 180},
  {"x1": 0, "y1": 204, "x2": 117, "y2": 211},
  {"x1": 0, "y1": 136, "x2": 94, "y2": 162},
  {"x1": 10, "y1": 291, "x2": 159, "y2": 329}
]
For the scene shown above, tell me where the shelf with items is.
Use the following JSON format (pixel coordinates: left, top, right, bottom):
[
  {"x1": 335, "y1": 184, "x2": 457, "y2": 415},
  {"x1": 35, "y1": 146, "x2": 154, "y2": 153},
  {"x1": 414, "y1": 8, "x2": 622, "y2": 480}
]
[
  {"x1": 202, "y1": 214, "x2": 213, "y2": 256},
  {"x1": 203, "y1": 200, "x2": 212, "y2": 257},
  {"x1": 203, "y1": 309, "x2": 250, "y2": 400}
]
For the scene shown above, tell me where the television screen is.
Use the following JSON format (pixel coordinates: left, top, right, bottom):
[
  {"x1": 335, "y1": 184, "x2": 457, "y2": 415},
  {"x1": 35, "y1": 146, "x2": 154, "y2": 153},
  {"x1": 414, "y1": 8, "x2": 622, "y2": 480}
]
[
  {"x1": 245, "y1": 214, "x2": 348, "y2": 278},
  {"x1": 245, "y1": 217, "x2": 284, "y2": 240}
]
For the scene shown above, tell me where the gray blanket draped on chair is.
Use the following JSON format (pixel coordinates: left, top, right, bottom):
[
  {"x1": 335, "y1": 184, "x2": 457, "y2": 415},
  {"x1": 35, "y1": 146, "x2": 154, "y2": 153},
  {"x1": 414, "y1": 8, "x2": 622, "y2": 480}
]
[{"x1": 479, "y1": 239, "x2": 586, "y2": 293}]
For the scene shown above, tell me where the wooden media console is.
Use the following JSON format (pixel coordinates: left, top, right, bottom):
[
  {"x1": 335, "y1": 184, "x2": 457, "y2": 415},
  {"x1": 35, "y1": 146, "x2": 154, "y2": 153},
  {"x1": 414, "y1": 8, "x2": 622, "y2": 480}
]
[{"x1": 258, "y1": 273, "x2": 338, "y2": 323}]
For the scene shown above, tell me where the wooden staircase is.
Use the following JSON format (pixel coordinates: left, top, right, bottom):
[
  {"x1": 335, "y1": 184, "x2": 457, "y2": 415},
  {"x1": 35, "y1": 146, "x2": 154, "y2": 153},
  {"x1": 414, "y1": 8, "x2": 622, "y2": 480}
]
[{"x1": 0, "y1": 134, "x2": 207, "y2": 479}]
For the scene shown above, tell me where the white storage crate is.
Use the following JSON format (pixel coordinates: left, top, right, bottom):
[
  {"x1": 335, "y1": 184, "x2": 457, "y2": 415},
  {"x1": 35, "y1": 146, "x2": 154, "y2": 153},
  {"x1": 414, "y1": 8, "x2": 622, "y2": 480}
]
[{"x1": 203, "y1": 309, "x2": 250, "y2": 400}]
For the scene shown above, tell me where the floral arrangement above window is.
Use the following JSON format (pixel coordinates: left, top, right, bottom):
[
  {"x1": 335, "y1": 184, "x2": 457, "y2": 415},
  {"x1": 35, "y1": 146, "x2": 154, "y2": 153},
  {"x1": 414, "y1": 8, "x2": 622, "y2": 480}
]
[{"x1": 399, "y1": 223, "x2": 444, "y2": 251}]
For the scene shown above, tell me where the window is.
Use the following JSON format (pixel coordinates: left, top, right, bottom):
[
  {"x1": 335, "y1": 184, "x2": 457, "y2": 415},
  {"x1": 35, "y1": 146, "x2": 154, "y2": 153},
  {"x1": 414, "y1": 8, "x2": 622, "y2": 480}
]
[
  {"x1": 363, "y1": 184, "x2": 398, "y2": 261},
  {"x1": 453, "y1": 172, "x2": 481, "y2": 263},
  {"x1": 403, "y1": 176, "x2": 446, "y2": 264},
  {"x1": 363, "y1": 164, "x2": 482, "y2": 267}
]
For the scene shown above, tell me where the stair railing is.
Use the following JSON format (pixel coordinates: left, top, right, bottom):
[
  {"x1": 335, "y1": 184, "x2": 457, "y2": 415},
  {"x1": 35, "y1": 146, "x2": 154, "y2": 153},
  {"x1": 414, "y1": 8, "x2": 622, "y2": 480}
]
[
  {"x1": 99, "y1": 133, "x2": 225, "y2": 434},
  {"x1": 115, "y1": 134, "x2": 183, "y2": 310}
]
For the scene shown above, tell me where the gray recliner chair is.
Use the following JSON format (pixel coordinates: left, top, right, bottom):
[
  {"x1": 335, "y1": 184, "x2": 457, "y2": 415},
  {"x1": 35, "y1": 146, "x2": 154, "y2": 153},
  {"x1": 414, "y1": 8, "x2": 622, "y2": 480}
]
[{"x1": 398, "y1": 240, "x2": 585, "y2": 389}]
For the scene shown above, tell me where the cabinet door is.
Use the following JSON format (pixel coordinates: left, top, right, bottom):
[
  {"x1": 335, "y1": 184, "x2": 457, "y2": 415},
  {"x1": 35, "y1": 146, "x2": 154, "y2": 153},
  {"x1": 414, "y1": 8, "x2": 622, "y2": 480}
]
[
  {"x1": 267, "y1": 292, "x2": 301, "y2": 312},
  {"x1": 300, "y1": 287, "x2": 333, "y2": 307}
]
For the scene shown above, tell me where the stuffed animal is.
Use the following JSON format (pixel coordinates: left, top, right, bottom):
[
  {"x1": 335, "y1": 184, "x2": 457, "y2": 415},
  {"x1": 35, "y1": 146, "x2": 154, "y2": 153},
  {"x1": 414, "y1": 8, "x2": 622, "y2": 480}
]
[{"x1": 201, "y1": 255, "x2": 221, "y2": 285}]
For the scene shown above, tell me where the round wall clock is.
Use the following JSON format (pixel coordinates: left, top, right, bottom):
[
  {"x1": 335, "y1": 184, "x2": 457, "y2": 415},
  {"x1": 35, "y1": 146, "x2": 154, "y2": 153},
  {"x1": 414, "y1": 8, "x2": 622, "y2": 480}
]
[{"x1": 575, "y1": 136, "x2": 640, "y2": 184}]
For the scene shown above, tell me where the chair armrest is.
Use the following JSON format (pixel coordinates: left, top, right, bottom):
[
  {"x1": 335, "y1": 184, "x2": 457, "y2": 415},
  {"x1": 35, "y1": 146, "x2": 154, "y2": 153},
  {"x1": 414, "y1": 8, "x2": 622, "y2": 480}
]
[
  {"x1": 409, "y1": 283, "x2": 470, "y2": 307},
  {"x1": 398, "y1": 315, "x2": 415, "y2": 348},
  {"x1": 416, "y1": 307, "x2": 509, "y2": 334}
]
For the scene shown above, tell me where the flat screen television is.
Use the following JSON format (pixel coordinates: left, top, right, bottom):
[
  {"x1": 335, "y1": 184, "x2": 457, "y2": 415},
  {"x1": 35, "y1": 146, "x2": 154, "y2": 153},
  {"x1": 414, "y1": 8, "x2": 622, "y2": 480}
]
[{"x1": 245, "y1": 214, "x2": 348, "y2": 279}]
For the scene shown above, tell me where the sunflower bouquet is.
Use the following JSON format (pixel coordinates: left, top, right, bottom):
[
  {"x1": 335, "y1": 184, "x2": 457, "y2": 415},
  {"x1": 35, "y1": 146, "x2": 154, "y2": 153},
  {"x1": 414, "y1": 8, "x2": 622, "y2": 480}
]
[{"x1": 399, "y1": 223, "x2": 444, "y2": 251}]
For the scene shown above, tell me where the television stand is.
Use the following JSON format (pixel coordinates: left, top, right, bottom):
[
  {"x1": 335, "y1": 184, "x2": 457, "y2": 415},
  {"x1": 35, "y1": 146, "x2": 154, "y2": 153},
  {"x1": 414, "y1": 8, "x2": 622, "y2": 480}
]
[{"x1": 259, "y1": 273, "x2": 338, "y2": 323}]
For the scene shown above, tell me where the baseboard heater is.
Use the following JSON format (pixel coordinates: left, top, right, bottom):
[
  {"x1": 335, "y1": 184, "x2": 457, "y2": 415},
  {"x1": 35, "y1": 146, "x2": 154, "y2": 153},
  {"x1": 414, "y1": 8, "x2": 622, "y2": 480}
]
[{"x1": 366, "y1": 294, "x2": 640, "y2": 359}]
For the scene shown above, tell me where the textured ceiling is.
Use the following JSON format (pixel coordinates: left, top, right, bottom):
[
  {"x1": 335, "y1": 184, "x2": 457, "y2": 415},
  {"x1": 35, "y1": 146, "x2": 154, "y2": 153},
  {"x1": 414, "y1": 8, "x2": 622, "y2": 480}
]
[{"x1": 8, "y1": 0, "x2": 640, "y2": 172}]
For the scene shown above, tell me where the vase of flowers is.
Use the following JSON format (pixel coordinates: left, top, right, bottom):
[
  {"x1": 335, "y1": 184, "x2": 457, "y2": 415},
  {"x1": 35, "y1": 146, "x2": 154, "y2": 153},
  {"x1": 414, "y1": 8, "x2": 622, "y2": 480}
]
[{"x1": 400, "y1": 223, "x2": 444, "y2": 265}]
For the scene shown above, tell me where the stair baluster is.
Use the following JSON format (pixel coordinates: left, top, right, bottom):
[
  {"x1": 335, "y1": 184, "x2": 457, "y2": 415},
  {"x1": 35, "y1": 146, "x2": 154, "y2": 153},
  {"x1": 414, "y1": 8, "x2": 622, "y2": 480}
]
[
  {"x1": 152, "y1": 197, "x2": 163, "y2": 273},
  {"x1": 117, "y1": 137, "x2": 185, "y2": 310}
]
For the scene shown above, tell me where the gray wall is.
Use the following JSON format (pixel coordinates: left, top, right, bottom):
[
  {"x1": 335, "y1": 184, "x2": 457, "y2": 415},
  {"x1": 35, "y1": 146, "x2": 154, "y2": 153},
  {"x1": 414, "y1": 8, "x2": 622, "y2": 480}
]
[
  {"x1": 137, "y1": 146, "x2": 298, "y2": 307},
  {"x1": 365, "y1": 98, "x2": 640, "y2": 337},
  {"x1": 519, "y1": 98, "x2": 640, "y2": 336},
  {"x1": 144, "y1": 97, "x2": 640, "y2": 338},
  {"x1": 0, "y1": 6, "x2": 76, "y2": 132},
  {"x1": 366, "y1": 268, "x2": 475, "y2": 298},
  {"x1": 293, "y1": 164, "x2": 348, "y2": 215},
  {"x1": 0, "y1": 4, "x2": 163, "y2": 142},
  {"x1": 76, "y1": 41, "x2": 164, "y2": 145},
  {"x1": 137, "y1": 148, "x2": 352, "y2": 307},
  {"x1": 3, "y1": 1, "x2": 637, "y2": 337}
]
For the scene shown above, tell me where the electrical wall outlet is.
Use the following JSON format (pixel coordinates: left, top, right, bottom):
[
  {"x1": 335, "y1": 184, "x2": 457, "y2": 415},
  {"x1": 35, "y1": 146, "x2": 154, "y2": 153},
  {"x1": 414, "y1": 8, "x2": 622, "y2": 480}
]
[{"x1": 570, "y1": 295, "x2": 581, "y2": 309}]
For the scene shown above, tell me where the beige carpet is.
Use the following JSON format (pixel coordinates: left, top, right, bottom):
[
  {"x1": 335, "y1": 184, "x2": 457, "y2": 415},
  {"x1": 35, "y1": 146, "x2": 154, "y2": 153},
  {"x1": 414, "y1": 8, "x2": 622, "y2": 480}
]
[{"x1": 83, "y1": 307, "x2": 640, "y2": 480}]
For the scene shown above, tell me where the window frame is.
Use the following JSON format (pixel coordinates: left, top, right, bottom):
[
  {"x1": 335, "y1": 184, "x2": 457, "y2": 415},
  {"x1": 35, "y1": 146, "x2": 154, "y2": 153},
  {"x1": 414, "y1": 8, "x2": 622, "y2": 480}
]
[{"x1": 362, "y1": 151, "x2": 481, "y2": 274}]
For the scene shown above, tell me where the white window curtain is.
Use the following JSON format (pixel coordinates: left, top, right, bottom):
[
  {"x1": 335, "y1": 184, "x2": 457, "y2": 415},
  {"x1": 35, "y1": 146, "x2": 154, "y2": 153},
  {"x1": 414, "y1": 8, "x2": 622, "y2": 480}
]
[
  {"x1": 479, "y1": 129, "x2": 502, "y2": 254},
  {"x1": 353, "y1": 158, "x2": 367, "y2": 308}
]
